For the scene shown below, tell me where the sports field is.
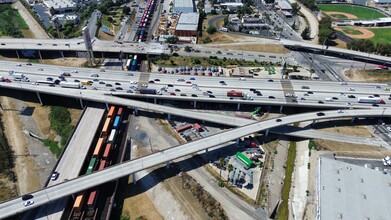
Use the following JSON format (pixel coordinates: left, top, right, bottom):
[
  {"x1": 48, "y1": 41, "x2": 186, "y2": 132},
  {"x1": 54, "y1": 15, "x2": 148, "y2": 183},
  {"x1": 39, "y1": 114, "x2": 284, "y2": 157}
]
[
  {"x1": 318, "y1": 4, "x2": 386, "y2": 19},
  {"x1": 368, "y1": 28, "x2": 391, "y2": 44},
  {"x1": 0, "y1": 4, "x2": 28, "y2": 37}
]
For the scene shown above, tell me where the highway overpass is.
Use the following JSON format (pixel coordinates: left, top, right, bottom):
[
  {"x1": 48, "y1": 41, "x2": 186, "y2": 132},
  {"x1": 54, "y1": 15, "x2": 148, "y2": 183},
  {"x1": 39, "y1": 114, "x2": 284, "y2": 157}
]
[
  {"x1": 1, "y1": 108, "x2": 391, "y2": 219},
  {"x1": 1, "y1": 38, "x2": 390, "y2": 65}
]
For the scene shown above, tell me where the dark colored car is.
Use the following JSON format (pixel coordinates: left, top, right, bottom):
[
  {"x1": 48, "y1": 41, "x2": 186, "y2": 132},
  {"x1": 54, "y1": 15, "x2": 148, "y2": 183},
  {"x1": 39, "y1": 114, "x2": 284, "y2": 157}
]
[
  {"x1": 191, "y1": 94, "x2": 198, "y2": 97},
  {"x1": 268, "y1": 96, "x2": 275, "y2": 99},
  {"x1": 348, "y1": 95, "x2": 356, "y2": 98},
  {"x1": 317, "y1": 112, "x2": 325, "y2": 116},
  {"x1": 22, "y1": 194, "x2": 33, "y2": 201},
  {"x1": 276, "y1": 119, "x2": 282, "y2": 122}
]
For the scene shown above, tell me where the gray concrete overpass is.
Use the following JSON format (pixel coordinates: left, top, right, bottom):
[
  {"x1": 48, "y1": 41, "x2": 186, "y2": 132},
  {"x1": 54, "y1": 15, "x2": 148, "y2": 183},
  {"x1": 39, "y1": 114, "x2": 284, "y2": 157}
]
[{"x1": 0, "y1": 108, "x2": 391, "y2": 219}]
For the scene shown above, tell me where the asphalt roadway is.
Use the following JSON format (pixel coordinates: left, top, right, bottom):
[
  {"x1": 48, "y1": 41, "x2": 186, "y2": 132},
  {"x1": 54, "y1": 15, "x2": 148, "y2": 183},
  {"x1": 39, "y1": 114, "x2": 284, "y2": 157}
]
[{"x1": 1, "y1": 108, "x2": 391, "y2": 219}]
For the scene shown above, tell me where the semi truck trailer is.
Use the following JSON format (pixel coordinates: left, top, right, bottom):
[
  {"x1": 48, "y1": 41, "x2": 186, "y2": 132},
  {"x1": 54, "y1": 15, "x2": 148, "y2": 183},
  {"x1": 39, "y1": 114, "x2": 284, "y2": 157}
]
[
  {"x1": 59, "y1": 82, "x2": 83, "y2": 89},
  {"x1": 139, "y1": 88, "x2": 157, "y2": 94},
  {"x1": 227, "y1": 90, "x2": 244, "y2": 97},
  {"x1": 357, "y1": 97, "x2": 385, "y2": 104}
]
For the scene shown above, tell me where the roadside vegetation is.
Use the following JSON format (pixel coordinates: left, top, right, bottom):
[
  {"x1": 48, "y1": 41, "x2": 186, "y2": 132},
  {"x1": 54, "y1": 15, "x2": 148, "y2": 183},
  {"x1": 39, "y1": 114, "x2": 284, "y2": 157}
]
[
  {"x1": 0, "y1": 4, "x2": 29, "y2": 38},
  {"x1": 0, "y1": 114, "x2": 17, "y2": 202},
  {"x1": 276, "y1": 142, "x2": 297, "y2": 220},
  {"x1": 347, "y1": 38, "x2": 391, "y2": 56},
  {"x1": 150, "y1": 54, "x2": 280, "y2": 68},
  {"x1": 44, "y1": 106, "x2": 73, "y2": 157}
]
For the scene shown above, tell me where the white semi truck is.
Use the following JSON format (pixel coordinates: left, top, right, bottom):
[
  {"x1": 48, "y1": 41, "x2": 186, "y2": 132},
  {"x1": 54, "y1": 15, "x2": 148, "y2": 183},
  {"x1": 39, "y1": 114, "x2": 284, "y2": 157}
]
[
  {"x1": 59, "y1": 82, "x2": 84, "y2": 89},
  {"x1": 357, "y1": 97, "x2": 385, "y2": 104}
]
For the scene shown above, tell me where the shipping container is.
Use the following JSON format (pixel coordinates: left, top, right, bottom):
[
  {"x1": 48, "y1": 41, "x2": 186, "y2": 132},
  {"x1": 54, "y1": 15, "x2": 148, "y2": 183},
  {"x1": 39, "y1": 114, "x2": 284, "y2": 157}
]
[
  {"x1": 236, "y1": 152, "x2": 253, "y2": 169},
  {"x1": 103, "y1": 143, "x2": 111, "y2": 160},
  {"x1": 86, "y1": 158, "x2": 97, "y2": 174},
  {"x1": 175, "y1": 124, "x2": 192, "y2": 132},
  {"x1": 113, "y1": 116, "x2": 121, "y2": 129},
  {"x1": 93, "y1": 138, "x2": 105, "y2": 158},
  {"x1": 87, "y1": 190, "x2": 99, "y2": 210},
  {"x1": 117, "y1": 107, "x2": 123, "y2": 116},
  {"x1": 98, "y1": 160, "x2": 106, "y2": 171},
  {"x1": 108, "y1": 106, "x2": 116, "y2": 118},
  {"x1": 108, "y1": 129, "x2": 117, "y2": 143},
  {"x1": 102, "y1": 118, "x2": 111, "y2": 137},
  {"x1": 139, "y1": 88, "x2": 157, "y2": 94},
  {"x1": 73, "y1": 193, "x2": 86, "y2": 213}
]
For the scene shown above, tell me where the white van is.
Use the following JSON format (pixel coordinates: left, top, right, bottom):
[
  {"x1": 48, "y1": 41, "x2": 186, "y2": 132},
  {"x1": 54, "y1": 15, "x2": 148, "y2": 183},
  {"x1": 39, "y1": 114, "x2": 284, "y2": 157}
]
[{"x1": 325, "y1": 98, "x2": 333, "y2": 102}]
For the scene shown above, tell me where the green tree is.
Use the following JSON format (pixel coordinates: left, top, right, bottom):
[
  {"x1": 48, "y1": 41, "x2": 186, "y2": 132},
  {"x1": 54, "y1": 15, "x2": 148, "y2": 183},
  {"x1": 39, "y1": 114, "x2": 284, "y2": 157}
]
[
  {"x1": 107, "y1": 17, "x2": 113, "y2": 22},
  {"x1": 301, "y1": 26, "x2": 311, "y2": 40},
  {"x1": 227, "y1": 164, "x2": 233, "y2": 182},
  {"x1": 165, "y1": 36, "x2": 179, "y2": 44},
  {"x1": 291, "y1": 3, "x2": 301, "y2": 15},
  {"x1": 184, "y1": 46, "x2": 192, "y2": 52},
  {"x1": 122, "y1": 6, "x2": 130, "y2": 15},
  {"x1": 49, "y1": 7, "x2": 56, "y2": 15},
  {"x1": 207, "y1": 26, "x2": 217, "y2": 35},
  {"x1": 193, "y1": 58, "x2": 201, "y2": 64}
]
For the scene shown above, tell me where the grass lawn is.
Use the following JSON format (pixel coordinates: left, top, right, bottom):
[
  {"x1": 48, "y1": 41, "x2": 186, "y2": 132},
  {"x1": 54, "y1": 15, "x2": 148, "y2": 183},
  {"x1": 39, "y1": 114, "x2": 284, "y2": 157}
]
[
  {"x1": 276, "y1": 142, "x2": 296, "y2": 220},
  {"x1": 368, "y1": 28, "x2": 391, "y2": 44},
  {"x1": 101, "y1": 9, "x2": 123, "y2": 35},
  {"x1": 0, "y1": 4, "x2": 28, "y2": 36},
  {"x1": 330, "y1": 14, "x2": 348, "y2": 19},
  {"x1": 340, "y1": 27, "x2": 363, "y2": 35},
  {"x1": 318, "y1": 4, "x2": 385, "y2": 19}
]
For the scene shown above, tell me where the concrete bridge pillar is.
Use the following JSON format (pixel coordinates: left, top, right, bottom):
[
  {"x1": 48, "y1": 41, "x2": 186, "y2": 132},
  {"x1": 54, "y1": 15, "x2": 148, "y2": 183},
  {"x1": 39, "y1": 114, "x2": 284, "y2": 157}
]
[
  {"x1": 193, "y1": 101, "x2": 197, "y2": 108},
  {"x1": 38, "y1": 50, "x2": 43, "y2": 60},
  {"x1": 205, "y1": 148, "x2": 209, "y2": 157},
  {"x1": 279, "y1": 105, "x2": 283, "y2": 113},
  {"x1": 154, "y1": 98, "x2": 157, "y2": 104},
  {"x1": 15, "y1": 50, "x2": 20, "y2": 59},
  {"x1": 134, "y1": 108, "x2": 138, "y2": 115},
  {"x1": 36, "y1": 92, "x2": 43, "y2": 105},
  {"x1": 236, "y1": 138, "x2": 240, "y2": 144},
  {"x1": 351, "y1": 117, "x2": 356, "y2": 123},
  {"x1": 60, "y1": 51, "x2": 64, "y2": 58},
  {"x1": 167, "y1": 114, "x2": 171, "y2": 120},
  {"x1": 166, "y1": 161, "x2": 170, "y2": 169},
  {"x1": 79, "y1": 98, "x2": 84, "y2": 109},
  {"x1": 132, "y1": 173, "x2": 137, "y2": 185},
  {"x1": 265, "y1": 129, "x2": 269, "y2": 137},
  {"x1": 105, "y1": 103, "x2": 109, "y2": 110},
  {"x1": 237, "y1": 103, "x2": 241, "y2": 110}
]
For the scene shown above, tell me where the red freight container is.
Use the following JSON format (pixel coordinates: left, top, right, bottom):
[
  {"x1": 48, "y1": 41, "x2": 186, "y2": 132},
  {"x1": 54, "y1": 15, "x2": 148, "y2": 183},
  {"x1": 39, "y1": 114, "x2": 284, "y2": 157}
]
[
  {"x1": 87, "y1": 190, "x2": 98, "y2": 209},
  {"x1": 98, "y1": 160, "x2": 106, "y2": 171},
  {"x1": 175, "y1": 124, "x2": 192, "y2": 133},
  {"x1": 102, "y1": 118, "x2": 111, "y2": 137},
  {"x1": 227, "y1": 90, "x2": 244, "y2": 97},
  {"x1": 93, "y1": 138, "x2": 104, "y2": 158},
  {"x1": 117, "y1": 107, "x2": 123, "y2": 116},
  {"x1": 103, "y1": 143, "x2": 111, "y2": 160}
]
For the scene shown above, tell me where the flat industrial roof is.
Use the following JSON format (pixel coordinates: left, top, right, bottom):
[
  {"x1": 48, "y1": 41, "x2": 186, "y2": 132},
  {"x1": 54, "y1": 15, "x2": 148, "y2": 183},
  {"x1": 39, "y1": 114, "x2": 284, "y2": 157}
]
[
  {"x1": 317, "y1": 157, "x2": 391, "y2": 220},
  {"x1": 277, "y1": 0, "x2": 292, "y2": 10},
  {"x1": 43, "y1": 0, "x2": 76, "y2": 10},
  {"x1": 174, "y1": 0, "x2": 194, "y2": 9},
  {"x1": 176, "y1": 12, "x2": 199, "y2": 31}
]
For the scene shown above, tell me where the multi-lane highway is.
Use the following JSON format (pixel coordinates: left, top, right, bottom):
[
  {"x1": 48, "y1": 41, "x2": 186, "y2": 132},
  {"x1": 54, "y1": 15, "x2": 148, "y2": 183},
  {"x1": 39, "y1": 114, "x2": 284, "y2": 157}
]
[
  {"x1": 1, "y1": 108, "x2": 391, "y2": 219},
  {"x1": 1, "y1": 61, "x2": 391, "y2": 109}
]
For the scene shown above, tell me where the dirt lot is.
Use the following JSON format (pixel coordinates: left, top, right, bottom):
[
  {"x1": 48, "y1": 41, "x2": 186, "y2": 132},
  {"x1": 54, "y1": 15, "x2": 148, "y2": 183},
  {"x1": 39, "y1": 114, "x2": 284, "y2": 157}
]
[
  {"x1": 334, "y1": 39, "x2": 347, "y2": 49},
  {"x1": 317, "y1": 122, "x2": 372, "y2": 137},
  {"x1": 345, "y1": 69, "x2": 391, "y2": 82},
  {"x1": 0, "y1": 97, "x2": 42, "y2": 194},
  {"x1": 39, "y1": 58, "x2": 89, "y2": 67},
  {"x1": 212, "y1": 44, "x2": 290, "y2": 54}
]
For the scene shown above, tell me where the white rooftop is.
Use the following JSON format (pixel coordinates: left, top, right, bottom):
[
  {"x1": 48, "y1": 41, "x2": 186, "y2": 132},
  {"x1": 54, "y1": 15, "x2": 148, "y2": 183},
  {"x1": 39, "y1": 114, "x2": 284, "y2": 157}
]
[
  {"x1": 43, "y1": 0, "x2": 76, "y2": 10},
  {"x1": 317, "y1": 157, "x2": 391, "y2": 220},
  {"x1": 176, "y1": 13, "x2": 199, "y2": 31}
]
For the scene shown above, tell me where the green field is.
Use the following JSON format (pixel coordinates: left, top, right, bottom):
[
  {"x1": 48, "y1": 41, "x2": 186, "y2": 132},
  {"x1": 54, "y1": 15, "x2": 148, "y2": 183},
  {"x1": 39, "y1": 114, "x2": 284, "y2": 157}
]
[
  {"x1": 340, "y1": 27, "x2": 363, "y2": 35},
  {"x1": 368, "y1": 28, "x2": 391, "y2": 44},
  {"x1": 318, "y1": 4, "x2": 386, "y2": 19},
  {"x1": 330, "y1": 14, "x2": 348, "y2": 19},
  {"x1": 0, "y1": 4, "x2": 28, "y2": 37}
]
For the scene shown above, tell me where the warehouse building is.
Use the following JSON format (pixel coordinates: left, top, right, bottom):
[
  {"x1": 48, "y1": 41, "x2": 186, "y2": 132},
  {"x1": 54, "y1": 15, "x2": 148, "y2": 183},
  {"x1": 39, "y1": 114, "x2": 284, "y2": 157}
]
[
  {"x1": 43, "y1": 0, "x2": 76, "y2": 14},
  {"x1": 316, "y1": 156, "x2": 391, "y2": 220},
  {"x1": 175, "y1": 12, "x2": 200, "y2": 37},
  {"x1": 174, "y1": 0, "x2": 195, "y2": 13}
]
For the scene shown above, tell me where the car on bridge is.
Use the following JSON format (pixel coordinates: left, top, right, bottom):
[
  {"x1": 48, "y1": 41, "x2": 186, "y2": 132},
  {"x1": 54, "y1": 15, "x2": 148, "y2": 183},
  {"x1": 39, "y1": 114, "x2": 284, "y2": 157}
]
[
  {"x1": 22, "y1": 194, "x2": 33, "y2": 201},
  {"x1": 23, "y1": 200, "x2": 34, "y2": 207},
  {"x1": 317, "y1": 112, "x2": 325, "y2": 116}
]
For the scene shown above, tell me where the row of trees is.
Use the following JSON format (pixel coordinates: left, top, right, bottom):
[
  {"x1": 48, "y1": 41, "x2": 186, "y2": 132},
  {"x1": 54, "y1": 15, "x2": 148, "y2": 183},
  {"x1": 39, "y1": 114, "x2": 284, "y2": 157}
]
[
  {"x1": 318, "y1": 16, "x2": 334, "y2": 44},
  {"x1": 347, "y1": 39, "x2": 391, "y2": 56}
]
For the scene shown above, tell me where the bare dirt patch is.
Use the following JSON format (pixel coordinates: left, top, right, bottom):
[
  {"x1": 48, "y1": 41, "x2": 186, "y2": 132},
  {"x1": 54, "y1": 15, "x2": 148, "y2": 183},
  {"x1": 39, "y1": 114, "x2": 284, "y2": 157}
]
[
  {"x1": 335, "y1": 26, "x2": 374, "y2": 39},
  {"x1": 98, "y1": 29, "x2": 114, "y2": 41},
  {"x1": 326, "y1": 11, "x2": 358, "y2": 19},
  {"x1": 1, "y1": 97, "x2": 41, "y2": 194},
  {"x1": 334, "y1": 39, "x2": 348, "y2": 49},
  {"x1": 315, "y1": 139, "x2": 390, "y2": 158},
  {"x1": 68, "y1": 108, "x2": 83, "y2": 126},
  {"x1": 212, "y1": 44, "x2": 290, "y2": 54},
  {"x1": 318, "y1": 123, "x2": 372, "y2": 137},
  {"x1": 39, "y1": 58, "x2": 88, "y2": 67},
  {"x1": 345, "y1": 69, "x2": 391, "y2": 82},
  {"x1": 27, "y1": 103, "x2": 55, "y2": 139}
]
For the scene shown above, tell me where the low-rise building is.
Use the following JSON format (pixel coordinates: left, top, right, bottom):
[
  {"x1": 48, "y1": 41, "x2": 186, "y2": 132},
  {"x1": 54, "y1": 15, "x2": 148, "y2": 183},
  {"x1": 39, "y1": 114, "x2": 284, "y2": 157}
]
[
  {"x1": 175, "y1": 12, "x2": 199, "y2": 37},
  {"x1": 276, "y1": 0, "x2": 292, "y2": 12},
  {"x1": 316, "y1": 156, "x2": 391, "y2": 220},
  {"x1": 220, "y1": 2, "x2": 244, "y2": 11},
  {"x1": 43, "y1": 0, "x2": 77, "y2": 14},
  {"x1": 174, "y1": 0, "x2": 195, "y2": 13},
  {"x1": 51, "y1": 14, "x2": 79, "y2": 28}
]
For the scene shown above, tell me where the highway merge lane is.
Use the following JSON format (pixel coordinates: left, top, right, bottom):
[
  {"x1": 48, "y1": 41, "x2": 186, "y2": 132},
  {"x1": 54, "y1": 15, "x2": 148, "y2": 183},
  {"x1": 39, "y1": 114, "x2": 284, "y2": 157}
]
[{"x1": 1, "y1": 108, "x2": 391, "y2": 219}]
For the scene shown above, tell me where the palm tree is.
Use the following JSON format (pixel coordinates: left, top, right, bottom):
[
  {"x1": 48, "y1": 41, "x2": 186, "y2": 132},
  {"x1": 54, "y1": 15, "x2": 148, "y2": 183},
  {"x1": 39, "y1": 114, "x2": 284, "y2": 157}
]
[{"x1": 227, "y1": 164, "x2": 233, "y2": 183}]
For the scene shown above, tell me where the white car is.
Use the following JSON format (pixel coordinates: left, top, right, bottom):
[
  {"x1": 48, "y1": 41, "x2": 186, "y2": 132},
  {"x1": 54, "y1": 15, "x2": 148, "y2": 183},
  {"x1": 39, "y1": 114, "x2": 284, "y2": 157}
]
[
  {"x1": 71, "y1": 70, "x2": 78, "y2": 73},
  {"x1": 16, "y1": 63, "x2": 22, "y2": 67},
  {"x1": 130, "y1": 81, "x2": 137, "y2": 84},
  {"x1": 23, "y1": 200, "x2": 34, "y2": 207},
  {"x1": 387, "y1": 127, "x2": 391, "y2": 132}
]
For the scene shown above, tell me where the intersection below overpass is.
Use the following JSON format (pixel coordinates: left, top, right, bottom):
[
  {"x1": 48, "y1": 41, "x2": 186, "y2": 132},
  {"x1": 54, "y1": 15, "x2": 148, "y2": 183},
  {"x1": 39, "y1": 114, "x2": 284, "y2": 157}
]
[{"x1": 1, "y1": 108, "x2": 391, "y2": 219}]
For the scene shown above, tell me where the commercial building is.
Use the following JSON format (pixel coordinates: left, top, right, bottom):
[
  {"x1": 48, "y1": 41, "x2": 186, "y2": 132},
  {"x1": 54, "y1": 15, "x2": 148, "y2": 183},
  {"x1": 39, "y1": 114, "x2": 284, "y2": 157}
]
[
  {"x1": 175, "y1": 12, "x2": 199, "y2": 37},
  {"x1": 276, "y1": 0, "x2": 292, "y2": 12},
  {"x1": 51, "y1": 14, "x2": 79, "y2": 28},
  {"x1": 43, "y1": 0, "x2": 77, "y2": 14},
  {"x1": 333, "y1": 17, "x2": 391, "y2": 27},
  {"x1": 352, "y1": 0, "x2": 368, "y2": 5},
  {"x1": 220, "y1": 2, "x2": 244, "y2": 10},
  {"x1": 316, "y1": 156, "x2": 391, "y2": 220},
  {"x1": 174, "y1": 0, "x2": 195, "y2": 13},
  {"x1": 374, "y1": 0, "x2": 391, "y2": 3}
]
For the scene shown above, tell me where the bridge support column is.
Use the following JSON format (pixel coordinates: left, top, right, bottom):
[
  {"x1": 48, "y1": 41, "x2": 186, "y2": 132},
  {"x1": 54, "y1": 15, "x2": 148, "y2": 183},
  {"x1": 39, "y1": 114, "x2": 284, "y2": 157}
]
[
  {"x1": 78, "y1": 98, "x2": 84, "y2": 109},
  {"x1": 237, "y1": 103, "x2": 241, "y2": 110},
  {"x1": 105, "y1": 103, "x2": 109, "y2": 110},
  {"x1": 236, "y1": 138, "x2": 240, "y2": 144},
  {"x1": 166, "y1": 161, "x2": 170, "y2": 169},
  {"x1": 167, "y1": 114, "x2": 171, "y2": 120},
  {"x1": 351, "y1": 117, "x2": 356, "y2": 123},
  {"x1": 154, "y1": 98, "x2": 157, "y2": 104},
  {"x1": 279, "y1": 105, "x2": 283, "y2": 113},
  {"x1": 60, "y1": 51, "x2": 64, "y2": 58},
  {"x1": 205, "y1": 148, "x2": 209, "y2": 157},
  {"x1": 36, "y1": 92, "x2": 43, "y2": 105},
  {"x1": 265, "y1": 129, "x2": 269, "y2": 137},
  {"x1": 134, "y1": 108, "x2": 138, "y2": 115},
  {"x1": 38, "y1": 50, "x2": 43, "y2": 60},
  {"x1": 193, "y1": 101, "x2": 197, "y2": 108},
  {"x1": 132, "y1": 173, "x2": 137, "y2": 185},
  {"x1": 15, "y1": 50, "x2": 20, "y2": 59}
]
